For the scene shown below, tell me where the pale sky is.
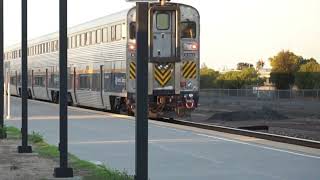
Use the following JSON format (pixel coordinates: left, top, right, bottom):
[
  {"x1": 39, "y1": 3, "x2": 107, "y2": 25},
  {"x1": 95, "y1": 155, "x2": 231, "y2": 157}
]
[{"x1": 3, "y1": 0, "x2": 320, "y2": 70}]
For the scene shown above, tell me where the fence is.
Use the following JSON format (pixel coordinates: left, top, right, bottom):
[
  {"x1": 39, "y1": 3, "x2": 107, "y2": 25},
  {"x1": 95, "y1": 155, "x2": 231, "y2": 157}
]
[{"x1": 200, "y1": 89, "x2": 320, "y2": 100}]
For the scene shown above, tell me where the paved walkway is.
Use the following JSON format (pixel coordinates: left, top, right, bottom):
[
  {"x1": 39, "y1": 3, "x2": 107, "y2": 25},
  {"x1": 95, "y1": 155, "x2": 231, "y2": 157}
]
[{"x1": 5, "y1": 97, "x2": 320, "y2": 180}]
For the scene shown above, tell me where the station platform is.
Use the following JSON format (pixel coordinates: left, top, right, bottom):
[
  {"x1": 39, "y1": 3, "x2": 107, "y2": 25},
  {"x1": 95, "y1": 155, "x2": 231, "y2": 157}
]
[{"x1": 5, "y1": 97, "x2": 320, "y2": 180}]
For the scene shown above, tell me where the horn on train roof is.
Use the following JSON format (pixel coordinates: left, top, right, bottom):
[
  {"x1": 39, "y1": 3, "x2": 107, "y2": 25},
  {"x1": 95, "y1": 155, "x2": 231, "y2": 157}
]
[{"x1": 160, "y1": 0, "x2": 170, "y2": 6}]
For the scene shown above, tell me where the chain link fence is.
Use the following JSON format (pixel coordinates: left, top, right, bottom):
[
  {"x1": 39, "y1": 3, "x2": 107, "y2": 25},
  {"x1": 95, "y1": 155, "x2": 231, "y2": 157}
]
[{"x1": 200, "y1": 89, "x2": 320, "y2": 100}]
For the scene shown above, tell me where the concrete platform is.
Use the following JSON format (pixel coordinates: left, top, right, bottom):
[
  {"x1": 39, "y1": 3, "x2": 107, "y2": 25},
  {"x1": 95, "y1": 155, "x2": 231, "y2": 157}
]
[{"x1": 5, "y1": 97, "x2": 320, "y2": 180}]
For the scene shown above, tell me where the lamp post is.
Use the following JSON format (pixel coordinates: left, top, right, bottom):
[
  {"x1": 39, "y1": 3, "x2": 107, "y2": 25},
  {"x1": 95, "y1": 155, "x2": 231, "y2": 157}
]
[
  {"x1": 53, "y1": 0, "x2": 73, "y2": 177},
  {"x1": 18, "y1": 0, "x2": 32, "y2": 153}
]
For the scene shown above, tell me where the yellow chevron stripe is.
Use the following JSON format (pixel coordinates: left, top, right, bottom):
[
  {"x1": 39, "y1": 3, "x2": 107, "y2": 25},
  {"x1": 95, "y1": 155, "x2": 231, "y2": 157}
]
[
  {"x1": 129, "y1": 62, "x2": 136, "y2": 80},
  {"x1": 183, "y1": 61, "x2": 192, "y2": 72},
  {"x1": 182, "y1": 62, "x2": 193, "y2": 76},
  {"x1": 184, "y1": 63, "x2": 196, "y2": 78},
  {"x1": 187, "y1": 68, "x2": 197, "y2": 79},
  {"x1": 182, "y1": 61, "x2": 197, "y2": 79},
  {"x1": 154, "y1": 64, "x2": 172, "y2": 87}
]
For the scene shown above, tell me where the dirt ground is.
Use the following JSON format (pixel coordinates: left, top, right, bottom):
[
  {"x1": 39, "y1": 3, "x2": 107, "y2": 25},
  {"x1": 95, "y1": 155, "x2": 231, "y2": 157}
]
[
  {"x1": 189, "y1": 96, "x2": 320, "y2": 141},
  {"x1": 0, "y1": 139, "x2": 57, "y2": 180}
]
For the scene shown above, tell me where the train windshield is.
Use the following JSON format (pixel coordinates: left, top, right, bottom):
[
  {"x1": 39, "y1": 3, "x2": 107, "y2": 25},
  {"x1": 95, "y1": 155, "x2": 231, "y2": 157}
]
[
  {"x1": 156, "y1": 12, "x2": 170, "y2": 30},
  {"x1": 129, "y1": 22, "x2": 136, "y2": 39},
  {"x1": 181, "y1": 21, "x2": 196, "y2": 39}
]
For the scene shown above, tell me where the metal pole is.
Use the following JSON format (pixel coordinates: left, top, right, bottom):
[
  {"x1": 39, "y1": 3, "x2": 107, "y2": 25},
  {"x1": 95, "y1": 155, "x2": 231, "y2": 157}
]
[
  {"x1": 18, "y1": 0, "x2": 32, "y2": 153},
  {"x1": 135, "y1": 2, "x2": 149, "y2": 180},
  {"x1": 0, "y1": 0, "x2": 5, "y2": 139},
  {"x1": 54, "y1": 0, "x2": 73, "y2": 177},
  {"x1": 7, "y1": 71, "x2": 10, "y2": 119},
  {"x1": 4, "y1": 80, "x2": 6, "y2": 119}
]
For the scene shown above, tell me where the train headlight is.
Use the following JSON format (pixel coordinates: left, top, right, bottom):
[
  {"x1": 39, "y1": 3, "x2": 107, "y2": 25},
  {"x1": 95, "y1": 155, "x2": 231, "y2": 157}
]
[
  {"x1": 189, "y1": 94, "x2": 194, "y2": 98},
  {"x1": 183, "y1": 42, "x2": 198, "y2": 51},
  {"x1": 129, "y1": 44, "x2": 136, "y2": 51}
]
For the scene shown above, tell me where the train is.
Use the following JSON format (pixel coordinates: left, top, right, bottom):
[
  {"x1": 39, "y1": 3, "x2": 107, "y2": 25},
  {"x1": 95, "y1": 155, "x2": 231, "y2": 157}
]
[{"x1": 4, "y1": 1, "x2": 200, "y2": 118}]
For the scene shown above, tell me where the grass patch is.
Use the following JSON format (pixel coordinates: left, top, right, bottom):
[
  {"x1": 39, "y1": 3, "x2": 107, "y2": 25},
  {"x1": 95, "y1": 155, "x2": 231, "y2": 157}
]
[
  {"x1": 6, "y1": 126, "x2": 133, "y2": 180},
  {"x1": 0, "y1": 125, "x2": 7, "y2": 138}
]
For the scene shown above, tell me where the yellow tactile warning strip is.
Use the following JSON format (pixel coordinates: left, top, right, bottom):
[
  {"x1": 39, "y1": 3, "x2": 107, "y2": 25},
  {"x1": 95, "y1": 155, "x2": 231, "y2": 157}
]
[
  {"x1": 154, "y1": 63, "x2": 173, "y2": 87},
  {"x1": 182, "y1": 61, "x2": 197, "y2": 79},
  {"x1": 129, "y1": 62, "x2": 136, "y2": 80}
]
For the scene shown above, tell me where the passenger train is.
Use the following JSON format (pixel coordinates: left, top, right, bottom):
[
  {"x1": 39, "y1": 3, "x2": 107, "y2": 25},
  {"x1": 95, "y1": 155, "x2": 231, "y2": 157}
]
[{"x1": 4, "y1": 1, "x2": 200, "y2": 118}]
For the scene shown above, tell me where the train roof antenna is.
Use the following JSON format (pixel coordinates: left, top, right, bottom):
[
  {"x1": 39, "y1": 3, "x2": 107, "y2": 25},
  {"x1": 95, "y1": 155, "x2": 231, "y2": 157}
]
[{"x1": 160, "y1": 0, "x2": 170, "y2": 6}]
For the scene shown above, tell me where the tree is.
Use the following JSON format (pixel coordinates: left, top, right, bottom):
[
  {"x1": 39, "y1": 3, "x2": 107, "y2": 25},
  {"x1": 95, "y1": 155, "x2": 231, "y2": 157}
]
[
  {"x1": 269, "y1": 50, "x2": 300, "y2": 89},
  {"x1": 237, "y1": 62, "x2": 254, "y2": 70},
  {"x1": 295, "y1": 61, "x2": 320, "y2": 89},
  {"x1": 200, "y1": 65, "x2": 220, "y2": 89},
  {"x1": 256, "y1": 60, "x2": 265, "y2": 70},
  {"x1": 216, "y1": 68, "x2": 265, "y2": 89}
]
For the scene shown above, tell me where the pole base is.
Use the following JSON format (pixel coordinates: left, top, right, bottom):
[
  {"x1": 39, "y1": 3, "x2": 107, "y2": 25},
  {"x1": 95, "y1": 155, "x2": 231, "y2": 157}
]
[
  {"x1": 0, "y1": 132, "x2": 7, "y2": 139},
  {"x1": 18, "y1": 145, "x2": 33, "y2": 153},
  {"x1": 54, "y1": 167, "x2": 74, "y2": 178},
  {"x1": 0, "y1": 133, "x2": 7, "y2": 139}
]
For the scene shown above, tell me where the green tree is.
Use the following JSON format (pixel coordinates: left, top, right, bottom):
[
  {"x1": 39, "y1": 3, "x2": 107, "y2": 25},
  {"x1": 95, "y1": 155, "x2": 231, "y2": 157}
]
[
  {"x1": 200, "y1": 64, "x2": 220, "y2": 89},
  {"x1": 216, "y1": 68, "x2": 264, "y2": 89},
  {"x1": 295, "y1": 61, "x2": 320, "y2": 89},
  {"x1": 269, "y1": 50, "x2": 300, "y2": 89},
  {"x1": 237, "y1": 62, "x2": 254, "y2": 70}
]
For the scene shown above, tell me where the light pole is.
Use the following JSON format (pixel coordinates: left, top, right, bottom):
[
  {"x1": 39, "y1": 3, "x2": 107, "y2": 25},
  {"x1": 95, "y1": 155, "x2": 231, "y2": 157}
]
[
  {"x1": 54, "y1": 0, "x2": 73, "y2": 177},
  {"x1": 18, "y1": 0, "x2": 32, "y2": 153},
  {"x1": 135, "y1": 2, "x2": 149, "y2": 180}
]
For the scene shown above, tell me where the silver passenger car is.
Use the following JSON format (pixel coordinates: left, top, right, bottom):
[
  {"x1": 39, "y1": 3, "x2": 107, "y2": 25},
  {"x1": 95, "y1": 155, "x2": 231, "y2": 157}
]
[{"x1": 4, "y1": 2, "x2": 200, "y2": 118}]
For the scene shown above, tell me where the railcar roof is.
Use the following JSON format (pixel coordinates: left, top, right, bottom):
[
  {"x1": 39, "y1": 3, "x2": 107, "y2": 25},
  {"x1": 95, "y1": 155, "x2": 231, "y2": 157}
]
[{"x1": 5, "y1": 8, "x2": 132, "y2": 51}]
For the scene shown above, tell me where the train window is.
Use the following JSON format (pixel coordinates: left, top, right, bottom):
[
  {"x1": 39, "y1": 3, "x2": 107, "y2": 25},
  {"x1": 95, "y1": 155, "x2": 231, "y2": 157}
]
[
  {"x1": 79, "y1": 74, "x2": 91, "y2": 90},
  {"x1": 38, "y1": 45, "x2": 41, "y2": 54},
  {"x1": 111, "y1": 26, "x2": 115, "y2": 41},
  {"x1": 92, "y1": 74, "x2": 101, "y2": 91},
  {"x1": 18, "y1": 50, "x2": 21, "y2": 58},
  {"x1": 10, "y1": 76, "x2": 16, "y2": 85},
  {"x1": 86, "y1": 32, "x2": 91, "y2": 45},
  {"x1": 55, "y1": 40, "x2": 59, "y2": 51},
  {"x1": 97, "y1": 29, "x2": 102, "y2": 43},
  {"x1": 81, "y1": 33, "x2": 86, "y2": 47},
  {"x1": 44, "y1": 43, "x2": 47, "y2": 53},
  {"x1": 34, "y1": 46, "x2": 37, "y2": 55},
  {"x1": 102, "y1": 28, "x2": 108, "y2": 42},
  {"x1": 47, "y1": 42, "x2": 50, "y2": 53},
  {"x1": 129, "y1": 22, "x2": 136, "y2": 39},
  {"x1": 76, "y1": 35, "x2": 81, "y2": 47},
  {"x1": 92, "y1": 31, "x2": 97, "y2": 44},
  {"x1": 51, "y1": 41, "x2": 55, "y2": 51},
  {"x1": 34, "y1": 76, "x2": 45, "y2": 87},
  {"x1": 156, "y1": 12, "x2": 170, "y2": 30},
  {"x1": 181, "y1": 21, "x2": 196, "y2": 39},
  {"x1": 115, "y1": 25, "x2": 121, "y2": 40},
  {"x1": 71, "y1": 36, "x2": 76, "y2": 48}
]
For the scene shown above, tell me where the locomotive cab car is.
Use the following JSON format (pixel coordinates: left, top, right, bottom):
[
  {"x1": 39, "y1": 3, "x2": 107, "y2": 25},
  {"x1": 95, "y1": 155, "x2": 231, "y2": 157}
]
[
  {"x1": 4, "y1": 1, "x2": 200, "y2": 118},
  {"x1": 127, "y1": 2, "x2": 200, "y2": 117}
]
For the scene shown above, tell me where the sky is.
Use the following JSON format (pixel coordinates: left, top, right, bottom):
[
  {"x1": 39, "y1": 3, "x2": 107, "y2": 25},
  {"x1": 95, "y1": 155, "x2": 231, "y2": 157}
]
[{"x1": 3, "y1": 0, "x2": 320, "y2": 70}]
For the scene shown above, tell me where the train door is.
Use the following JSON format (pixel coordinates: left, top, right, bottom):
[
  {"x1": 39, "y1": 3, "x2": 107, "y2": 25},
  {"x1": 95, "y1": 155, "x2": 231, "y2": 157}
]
[
  {"x1": 150, "y1": 5, "x2": 179, "y2": 91},
  {"x1": 73, "y1": 67, "x2": 78, "y2": 104},
  {"x1": 45, "y1": 69, "x2": 49, "y2": 99},
  {"x1": 12, "y1": 71, "x2": 18, "y2": 95},
  {"x1": 152, "y1": 10, "x2": 176, "y2": 59},
  {"x1": 31, "y1": 69, "x2": 34, "y2": 97},
  {"x1": 100, "y1": 65, "x2": 104, "y2": 106}
]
